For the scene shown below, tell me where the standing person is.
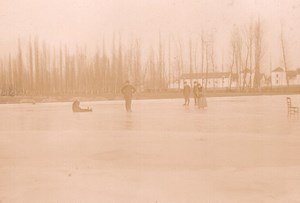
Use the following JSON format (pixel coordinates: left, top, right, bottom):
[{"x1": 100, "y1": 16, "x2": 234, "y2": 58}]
[
  {"x1": 193, "y1": 81, "x2": 198, "y2": 105},
  {"x1": 197, "y1": 83, "x2": 207, "y2": 108},
  {"x1": 183, "y1": 81, "x2": 191, "y2": 106},
  {"x1": 121, "y1": 80, "x2": 136, "y2": 112}
]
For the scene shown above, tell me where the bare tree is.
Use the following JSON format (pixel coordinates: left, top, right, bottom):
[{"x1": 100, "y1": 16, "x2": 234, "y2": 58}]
[
  {"x1": 253, "y1": 18, "x2": 264, "y2": 90},
  {"x1": 201, "y1": 31, "x2": 205, "y2": 86},
  {"x1": 175, "y1": 38, "x2": 184, "y2": 89},
  {"x1": 34, "y1": 37, "x2": 40, "y2": 94},
  {"x1": 280, "y1": 22, "x2": 289, "y2": 87},
  {"x1": 242, "y1": 22, "x2": 253, "y2": 90},
  {"x1": 228, "y1": 29, "x2": 236, "y2": 90},
  {"x1": 209, "y1": 33, "x2": 216, "y2": 89},
  {"x1": 189, "y1": 38, "x2": 193, "y2": 86},
  {"x1": 248, "y1": 21, "x2": 254, "y2": 89},
  {"x1": 157, "y1": 34, "x2": 166, "y2": 90},
  {"x1": 168, "y1": 36, "x2": 172, "y2": 87}
]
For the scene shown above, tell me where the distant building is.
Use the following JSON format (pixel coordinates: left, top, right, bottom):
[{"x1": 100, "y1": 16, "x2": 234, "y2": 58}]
[
  {"x1": 170, "y1": 71, "x2": 267, "y2": 90},
  {"x1": 177, "y1": 72, "x2": 232, "y2": 89},
  {"x1": 271, "y1": 67, "x2": 287, "y2": 86},
  {"x1": 169, "y1": 67, "x2": 300, "y2": 90},
  {"x1": 286, "y1": 68, "x2": 300, "y2": 85},
  {"x1": 297, "y1": 69, "x2": 300, "y2": 85},
  {"x1": 271, "y1": 67, "x2": 300, "y2": 86}
]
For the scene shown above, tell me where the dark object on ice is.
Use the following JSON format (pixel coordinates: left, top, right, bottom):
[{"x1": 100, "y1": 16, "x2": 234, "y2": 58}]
[
  {"x1": 72, "y1": 99, "x2": 93, "y2": 112},
  {"x1": 287, "y1": 97, "x2": 298, "y2": 116}
]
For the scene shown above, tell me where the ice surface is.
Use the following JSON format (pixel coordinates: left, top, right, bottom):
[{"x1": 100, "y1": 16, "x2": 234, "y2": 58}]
[{"x1": 0, "y1": 95, "x2": 300, "y2": 202}]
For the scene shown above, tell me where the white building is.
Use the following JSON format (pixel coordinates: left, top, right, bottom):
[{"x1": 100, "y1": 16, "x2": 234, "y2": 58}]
[
  {"x1": 168, "y1": 72, "x2": 236, "y2": 89},
  {"x1": 286, "y1": 69, "x2": 300, "y2": 85},
  {"x1": 271, "y1": 67, "x2": 287, "y2": 86},
  {"x1": 169, "y1": 71, "x2": 269, "y2": 90},
  {"x1": 174, "y1": 71, "x2": 268, "y2": 88},
  {"x1": 296, "y1": 69, "x2": 300, "y2": 85},
  {"x1": 271, "y1": 67, "x2": 300, "y2": 86},
  {"x1": 177, "y1": 72, "x2": 233, "y2": 89}
]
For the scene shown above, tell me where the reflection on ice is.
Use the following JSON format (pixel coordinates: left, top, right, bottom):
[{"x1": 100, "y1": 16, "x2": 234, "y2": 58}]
[{"x1": 124, "y1": 113, "x2": 133, "y2": 130}]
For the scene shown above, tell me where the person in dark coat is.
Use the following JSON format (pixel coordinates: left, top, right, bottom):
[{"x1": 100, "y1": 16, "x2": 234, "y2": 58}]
[
  {"x1": 193, "y1": 81, "x2": 198, "y2": 105},
  {"x1": 72, "y1": 99, "x2": 80, "y2": 112},
  {"x1": 72, "y1": 98, "x2": 92, "y2": 112},
  {"x1": 183, "y1": 81, "x2": 191, "y2": 106},
  {"x1": 121, "y1": 80, "x2": 136, "y2": 112},
  {"x1": 197, "y1": 84, "x2": 207, "y2": 108}
]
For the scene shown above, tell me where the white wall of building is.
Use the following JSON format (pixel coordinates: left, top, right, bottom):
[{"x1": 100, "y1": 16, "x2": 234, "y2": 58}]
[
  {"x1": 168, "y1": 71, "x2": 298, "y2": 90},
  {"x1": 271, "y1": 72, "x2": 287, "y2": 86},
  {"x1": 297, "y1": 75, "x2": 300, "y2": 85}
]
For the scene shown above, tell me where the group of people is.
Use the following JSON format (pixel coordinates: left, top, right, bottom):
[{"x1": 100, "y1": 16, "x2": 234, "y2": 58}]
[
  {"x1": 183, "y1": 81, "x2": 207, "y2": 108},
  {"x1": 72, "y1": 80, "x2": 207, "y2": 113}
]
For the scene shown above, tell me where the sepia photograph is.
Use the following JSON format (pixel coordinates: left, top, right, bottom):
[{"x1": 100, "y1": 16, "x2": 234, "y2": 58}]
[{"x1": 1, "y1": 0, "x2": 300, "y2": 202}]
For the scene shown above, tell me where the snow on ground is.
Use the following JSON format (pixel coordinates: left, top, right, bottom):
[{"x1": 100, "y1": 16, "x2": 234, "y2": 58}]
[{"x1": 0, "y1": 95, "x2": 300, "y2": 202}]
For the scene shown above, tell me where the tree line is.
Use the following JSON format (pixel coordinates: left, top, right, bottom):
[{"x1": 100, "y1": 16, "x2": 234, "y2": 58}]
[{"x1": 0, "y1": 18, "x2": 290, "y2": 96}]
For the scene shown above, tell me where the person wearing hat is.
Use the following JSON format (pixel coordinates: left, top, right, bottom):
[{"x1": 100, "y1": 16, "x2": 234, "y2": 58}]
[
  {"x1": 121, "y1": 80, "x2": 136, "y2": 112},
  {"x1": 183, "y1": 81, "x2": 191, "y2": 106},
  {"x1": 193, "y1": 81, "x2": 198, "y2": 105}
]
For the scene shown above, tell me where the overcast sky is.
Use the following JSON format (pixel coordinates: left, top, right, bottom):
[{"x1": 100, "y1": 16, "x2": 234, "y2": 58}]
[{"x1": 1, "y1": 0, "x2": 300, "y2": 71}]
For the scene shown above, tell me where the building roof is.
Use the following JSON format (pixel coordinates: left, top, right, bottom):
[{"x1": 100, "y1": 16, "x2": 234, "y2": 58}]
[
  {"x1": 272, "y1": 67, "x2": 284, "y2": 72},
  {"x1": 287, "y1": 70, "x2": 297, "y2": 78},
  {"x1": 272, "y1": 67, "x2": 300, "y2": 77},
  {"x1": 180, "y1": 72, "x2": 231, "y2": 79},
  {"x1": 231, "y1": 73, "x2": 238, "y2": 81},
  {"x1": 240, "y1": 68, "x2": 252, "y2": 73}
]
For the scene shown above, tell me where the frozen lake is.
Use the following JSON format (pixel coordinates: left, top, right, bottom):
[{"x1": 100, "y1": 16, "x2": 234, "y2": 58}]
[
  {"x1": 1, "y1": 95, "x2": 300, "y2": 134},
  {"x1": 1, "y1": 95, "x2": 300, "y2": 202}
]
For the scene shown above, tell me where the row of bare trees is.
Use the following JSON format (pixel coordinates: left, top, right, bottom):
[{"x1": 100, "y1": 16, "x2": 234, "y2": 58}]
[
  {"x1": 0, "y1": 19, "x2": 290, "y2": 96},
  {"x1": 0, "y1": 36, "x2": 147, "y2": 96},
  {"x1": 228, "y1": 18, "x2": 293, "y2": 91},
  {"x1": 228, "y1": 18, "x2": 264, "y2": 91}
]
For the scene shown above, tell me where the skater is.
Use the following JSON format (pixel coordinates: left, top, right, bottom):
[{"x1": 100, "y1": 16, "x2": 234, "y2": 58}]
[
  {"x1": 193, "y1": 81, "x2": 198, "y2": 105},
  {"x1": 197, "y1": 84, "x2": 207, "y2": 109},
  {"x1": 183, "y1": 81, "x2": 191, "y2": 106},
  {"x1": 72, "y1": 98, "x2": 92, "y2": 112},
  {"x1": 121, "y1": 80, "x2": 136, "y2": 112}
]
